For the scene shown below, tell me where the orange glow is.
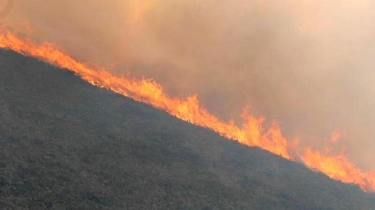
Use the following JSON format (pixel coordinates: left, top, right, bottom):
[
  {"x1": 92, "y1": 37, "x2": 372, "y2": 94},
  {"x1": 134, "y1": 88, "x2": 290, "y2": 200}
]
[
  {"x1": 300, "y1": 148, "x2": 375, "y2": 192},
  {"x1": 330, "y1": 129, "x2": 341, "y2": 143},
  {"x1": 0, "y1": 27, "x2": 374, "y2": 192},
  {"x1": 127, "y1": 0, "x2": 156, "y2": 24}
]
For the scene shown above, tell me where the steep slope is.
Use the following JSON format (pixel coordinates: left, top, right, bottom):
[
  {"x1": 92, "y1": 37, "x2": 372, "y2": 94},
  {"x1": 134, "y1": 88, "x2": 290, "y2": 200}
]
[{"x1": 0, "y1": 48, "x2": 374, "y2": 210}]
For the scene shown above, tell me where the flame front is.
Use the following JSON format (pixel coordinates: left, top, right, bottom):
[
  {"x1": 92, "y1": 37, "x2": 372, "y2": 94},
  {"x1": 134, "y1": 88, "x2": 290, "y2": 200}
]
[
  {"x1": 0, "y1": 27, "x2": 374, "y2": 192},
  {"x1": 301, "y1": 148, "x2": 375, "y2": 192}
]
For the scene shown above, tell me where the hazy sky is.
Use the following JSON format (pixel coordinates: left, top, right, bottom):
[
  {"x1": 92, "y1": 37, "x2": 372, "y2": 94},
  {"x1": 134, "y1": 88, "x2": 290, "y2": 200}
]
[{"x1": 2, "y1": 0, "x2": 375, "y2": 170}]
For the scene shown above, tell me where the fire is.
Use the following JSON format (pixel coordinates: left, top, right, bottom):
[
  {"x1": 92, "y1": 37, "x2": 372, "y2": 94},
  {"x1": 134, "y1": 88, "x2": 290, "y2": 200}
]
[
  {"x1": 0, "y1": 27, "x2": 374, "y2": 192},
  {"x1": 301, "y1": 148, "x2": 375, "y2": 192}
]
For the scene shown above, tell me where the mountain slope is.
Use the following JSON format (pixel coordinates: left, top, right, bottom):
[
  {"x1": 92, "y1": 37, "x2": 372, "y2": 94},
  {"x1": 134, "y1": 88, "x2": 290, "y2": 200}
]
[{"x1": 0, "y1": 48, "x2": 374, "y2": 210}]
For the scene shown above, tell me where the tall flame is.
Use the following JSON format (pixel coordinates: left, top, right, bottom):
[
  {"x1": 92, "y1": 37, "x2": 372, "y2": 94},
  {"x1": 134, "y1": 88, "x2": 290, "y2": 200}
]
[{"x1": 0, "y1": 27, "x2": 374, "y2": 192}]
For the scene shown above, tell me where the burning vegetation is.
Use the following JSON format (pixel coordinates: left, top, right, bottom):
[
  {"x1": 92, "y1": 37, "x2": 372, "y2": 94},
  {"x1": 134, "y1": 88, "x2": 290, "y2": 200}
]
[{"x1": 0, "y1": 27, "x2": 374, "y2": 192}]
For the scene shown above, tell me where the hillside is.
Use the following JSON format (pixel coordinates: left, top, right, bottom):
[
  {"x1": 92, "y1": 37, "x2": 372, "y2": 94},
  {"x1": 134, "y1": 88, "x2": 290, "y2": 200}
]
[{"x1": 0, "y1": 48, "x2": 374, "y2": 210}]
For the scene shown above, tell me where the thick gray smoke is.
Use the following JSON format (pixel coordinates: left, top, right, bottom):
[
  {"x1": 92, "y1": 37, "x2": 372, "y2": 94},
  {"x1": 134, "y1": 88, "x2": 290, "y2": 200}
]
[{"x1": 2, "y1": 0, "x2": 375, "y2": 170}]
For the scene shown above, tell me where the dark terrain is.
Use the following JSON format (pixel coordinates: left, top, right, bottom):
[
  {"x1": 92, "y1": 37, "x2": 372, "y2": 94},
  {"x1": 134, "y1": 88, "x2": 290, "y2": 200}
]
[{"x1": 0, "y1": 48, "x2": 374, "y2": 209}]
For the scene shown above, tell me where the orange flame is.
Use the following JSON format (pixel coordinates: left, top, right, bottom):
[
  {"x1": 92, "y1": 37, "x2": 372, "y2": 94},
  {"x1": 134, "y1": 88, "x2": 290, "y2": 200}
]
[
  {"x1": 0, "y1": 27, "x2": 374, "y2": 192},
  {"x1": 301, "y1": 148, "x2": 375, "y2": 192}
]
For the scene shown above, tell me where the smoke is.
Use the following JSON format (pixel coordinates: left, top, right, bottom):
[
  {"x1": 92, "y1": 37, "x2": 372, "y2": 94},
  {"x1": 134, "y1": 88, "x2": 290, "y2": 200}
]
[
  {"x1": 3, "y1": 0, "x2": 375, "y2": 170},
  {"x1": 0, "y1": 0, "x2": 14, "y2": 17}
]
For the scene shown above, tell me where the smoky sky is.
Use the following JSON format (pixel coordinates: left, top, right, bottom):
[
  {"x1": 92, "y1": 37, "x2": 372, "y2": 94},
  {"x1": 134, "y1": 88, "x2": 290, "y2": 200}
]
[
  {"x1": 0, "y1": 0, "x2": 14, "y2": 17},
  {"x1": 2, "y1": 0, "x2": 375, "y2": 171}
]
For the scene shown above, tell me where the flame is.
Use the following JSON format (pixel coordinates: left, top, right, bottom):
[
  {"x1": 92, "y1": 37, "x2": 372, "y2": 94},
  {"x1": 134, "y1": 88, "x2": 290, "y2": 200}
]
[
  {"x1": 301, "y1": 148, "x2": 375, "y2": 192},
  {"x1": 0, "y1": 27, "x2": 374, "y2": 192}
]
